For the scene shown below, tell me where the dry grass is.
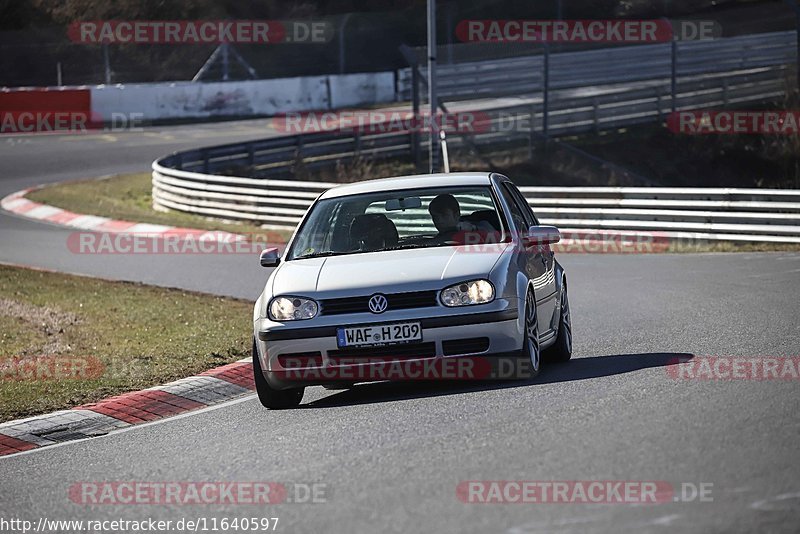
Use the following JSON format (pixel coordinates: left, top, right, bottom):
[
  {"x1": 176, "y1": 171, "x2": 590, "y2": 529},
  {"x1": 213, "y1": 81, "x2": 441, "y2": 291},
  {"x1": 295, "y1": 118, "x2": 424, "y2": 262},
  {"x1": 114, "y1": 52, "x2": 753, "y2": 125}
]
[
  {"x1": 0, "y1": 265, "x2": 252, "y2": 422},
  {"x1": 27, "y1": 173, "x2": 294, "y2": 241}
]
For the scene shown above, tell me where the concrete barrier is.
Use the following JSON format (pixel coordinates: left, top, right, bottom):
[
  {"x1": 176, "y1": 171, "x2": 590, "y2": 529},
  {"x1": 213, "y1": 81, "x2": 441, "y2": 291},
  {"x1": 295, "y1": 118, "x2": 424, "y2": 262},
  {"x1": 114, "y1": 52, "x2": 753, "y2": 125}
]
[
  {"x1": 1, "y1": 72, "x2": 396, "y2": 130},
  {"x1": 90, "y1": 72, "x2": 395, "y2": 122},
  {"x1": 0, "y1": 87, "x2": 94, "y2": 133}
]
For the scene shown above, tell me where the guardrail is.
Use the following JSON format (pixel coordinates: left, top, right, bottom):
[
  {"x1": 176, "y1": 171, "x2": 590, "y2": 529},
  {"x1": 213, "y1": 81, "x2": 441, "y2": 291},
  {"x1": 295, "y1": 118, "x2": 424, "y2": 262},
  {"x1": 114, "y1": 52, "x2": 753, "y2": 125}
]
[
  {"x1": 153, "y1": 30, "x2": 798, "y2": 244},
  {"x1": 152, "y1": 160, "x2": 800, "y2": 243},
  {"x1": 519, "y1": 187, "x2": 800, "y2": 243}
]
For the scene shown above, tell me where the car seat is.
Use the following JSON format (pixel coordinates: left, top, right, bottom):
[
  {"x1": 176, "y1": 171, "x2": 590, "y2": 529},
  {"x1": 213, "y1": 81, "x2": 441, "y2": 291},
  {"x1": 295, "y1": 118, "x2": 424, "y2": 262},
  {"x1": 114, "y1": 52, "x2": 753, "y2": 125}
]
[
  {"x1": 349, "y1": 213, "x2": 399, "y2": 251},
  {"x1": 462, "y1": 209, "x2": 500, "y2": 231}
]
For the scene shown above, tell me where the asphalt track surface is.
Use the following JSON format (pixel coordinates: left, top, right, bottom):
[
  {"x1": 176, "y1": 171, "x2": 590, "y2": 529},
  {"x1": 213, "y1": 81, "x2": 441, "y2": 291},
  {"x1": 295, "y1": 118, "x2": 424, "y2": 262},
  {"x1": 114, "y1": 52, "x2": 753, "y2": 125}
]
[{"x1": 1, "y1": 123, "x2": 799, "y2": 533}]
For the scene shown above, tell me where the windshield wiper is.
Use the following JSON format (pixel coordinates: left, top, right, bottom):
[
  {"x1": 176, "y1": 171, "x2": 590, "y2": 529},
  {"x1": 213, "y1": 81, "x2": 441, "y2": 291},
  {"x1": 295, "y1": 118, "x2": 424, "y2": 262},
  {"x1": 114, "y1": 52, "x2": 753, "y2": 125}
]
[
  {"x1": 295, "y1": 250, "x2": 341, "y2": 259},
  {"x1": 294, "y1": 250, "x2": 362, "y2": 259},
  {"x1": 384, "y1": 243, "x2": 428, "y2": 251},
  {"x1": 296, "y1": 244, "x2": 425, "y2": 258}
]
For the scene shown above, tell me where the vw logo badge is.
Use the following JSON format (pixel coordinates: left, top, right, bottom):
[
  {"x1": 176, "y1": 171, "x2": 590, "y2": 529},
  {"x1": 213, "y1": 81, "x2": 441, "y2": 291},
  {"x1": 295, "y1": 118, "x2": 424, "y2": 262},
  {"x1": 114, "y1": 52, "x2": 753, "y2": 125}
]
[{"x1": 368, "y1": 294, "x2": 388, "y2": 314}]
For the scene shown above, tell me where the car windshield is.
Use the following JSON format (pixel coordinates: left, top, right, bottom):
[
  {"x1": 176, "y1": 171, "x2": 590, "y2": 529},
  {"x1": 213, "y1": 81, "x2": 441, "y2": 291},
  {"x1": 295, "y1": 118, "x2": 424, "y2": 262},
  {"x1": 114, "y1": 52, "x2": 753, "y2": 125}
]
[{"x1": 286, "y1": 186, "x2": 507, "y2": 260}]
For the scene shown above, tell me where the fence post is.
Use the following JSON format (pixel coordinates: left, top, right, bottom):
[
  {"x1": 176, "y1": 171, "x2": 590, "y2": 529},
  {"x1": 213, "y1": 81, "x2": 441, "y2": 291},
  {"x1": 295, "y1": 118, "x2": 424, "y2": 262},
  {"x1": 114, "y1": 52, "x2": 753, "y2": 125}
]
[
  {"x1": 325, "y1": 76, "x2": 332, "y2": 109},
  {"x1": 338, "y1": 13, "x2": 353, "y2": 74},
  {"x1": 542, "y1": 42, "x2": 550, "y2": 139},
  {"x1": 671, "y1": 39, "x2": 678, "y2": 112},
  {"x1": 102, "y1": 44, "x2": 112, "y2": 84},
  {"x1": 656, "y1": 88, "x2": 663, "y2": 119},
  {"x1": 427, "y1": 0, "x2": 439, "y2": 173},
  {"x1": 222, "y1": 44, "x2": 230, "y2": 81},
  {"x1": 786, "y1": 0, "x2": 800, "y2": 93},
  {"x1": 411, "y1": 66, "x2": 422, "y2": 172}
]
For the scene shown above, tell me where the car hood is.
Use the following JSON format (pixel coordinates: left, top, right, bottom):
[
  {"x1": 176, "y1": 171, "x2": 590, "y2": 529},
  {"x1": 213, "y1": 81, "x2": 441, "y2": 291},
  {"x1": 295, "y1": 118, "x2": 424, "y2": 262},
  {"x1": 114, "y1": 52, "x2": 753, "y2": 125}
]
[{"x1": 271, "y1": 244, "x2": 509, "y2": 296}]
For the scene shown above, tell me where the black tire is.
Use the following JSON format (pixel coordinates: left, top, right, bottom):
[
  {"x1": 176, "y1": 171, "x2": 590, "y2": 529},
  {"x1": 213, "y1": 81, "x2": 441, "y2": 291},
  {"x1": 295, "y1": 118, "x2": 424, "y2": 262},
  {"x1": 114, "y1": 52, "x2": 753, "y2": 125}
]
[
  {"x1": 522, "y1": 287, "x2": 541, "y2": 379},
  {"x1": 252, "y1": 339, "x2": 304, "y2": 409},
  {"x1": 543, "y1": 278, "x2": 572, "y2": 363}
]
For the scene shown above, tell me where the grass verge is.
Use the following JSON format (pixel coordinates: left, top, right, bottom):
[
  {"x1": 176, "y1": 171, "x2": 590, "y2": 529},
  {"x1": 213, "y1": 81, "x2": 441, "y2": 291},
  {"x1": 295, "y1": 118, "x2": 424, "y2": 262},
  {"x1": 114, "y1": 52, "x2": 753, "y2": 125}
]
[
  {"x1": 26, "y1": 173, "x2": 293, "y2": 241},
  {"x1": 0, "y1": 265, "x2": 252, "y2": 422}
]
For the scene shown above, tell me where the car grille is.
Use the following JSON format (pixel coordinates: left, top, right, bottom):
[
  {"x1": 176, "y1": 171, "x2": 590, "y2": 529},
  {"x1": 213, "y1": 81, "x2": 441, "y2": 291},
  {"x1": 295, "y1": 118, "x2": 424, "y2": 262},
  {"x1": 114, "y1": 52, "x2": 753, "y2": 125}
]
[
  {"x1": 442, "y1": 337, "x2": 490, "y2": 356},
  {"x1": 319, "y1": 290, "x2": 438, "y2": 316},
  {"x1": 327, "y1": 342, "x2": 436, "y2": 364}
]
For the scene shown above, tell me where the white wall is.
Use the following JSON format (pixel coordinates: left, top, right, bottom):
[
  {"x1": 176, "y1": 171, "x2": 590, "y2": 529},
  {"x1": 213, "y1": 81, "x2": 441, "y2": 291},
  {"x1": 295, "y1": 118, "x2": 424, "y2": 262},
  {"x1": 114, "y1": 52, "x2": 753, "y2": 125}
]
[
  {"x1": 328, "y1": 72, "x2": 395, "y2": 108},
  {"x1": 90, "y1": 72, "x2": 396, "y2": 121}
]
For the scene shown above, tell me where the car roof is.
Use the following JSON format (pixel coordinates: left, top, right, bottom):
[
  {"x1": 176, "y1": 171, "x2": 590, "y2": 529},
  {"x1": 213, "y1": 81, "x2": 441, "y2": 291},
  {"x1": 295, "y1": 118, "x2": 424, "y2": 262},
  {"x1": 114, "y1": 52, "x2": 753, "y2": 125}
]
[{"x1": 318, "y1": 172, "x2": 498, "y2": 199}]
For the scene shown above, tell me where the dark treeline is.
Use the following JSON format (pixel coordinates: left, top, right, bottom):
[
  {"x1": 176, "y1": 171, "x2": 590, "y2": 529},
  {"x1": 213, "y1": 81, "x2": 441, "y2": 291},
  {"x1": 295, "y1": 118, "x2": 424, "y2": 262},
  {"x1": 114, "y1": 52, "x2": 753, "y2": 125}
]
[{"x1": 0, "y1": 0, "x2": 777, "y2": 86}]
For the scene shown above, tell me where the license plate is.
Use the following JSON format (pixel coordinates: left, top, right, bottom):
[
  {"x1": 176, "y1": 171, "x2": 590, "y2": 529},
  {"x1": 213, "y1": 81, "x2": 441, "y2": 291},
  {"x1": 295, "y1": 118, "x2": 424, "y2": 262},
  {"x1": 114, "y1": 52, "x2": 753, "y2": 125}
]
[{"x1": 336, "y1": 322, "x2": 422, "y2": 348}]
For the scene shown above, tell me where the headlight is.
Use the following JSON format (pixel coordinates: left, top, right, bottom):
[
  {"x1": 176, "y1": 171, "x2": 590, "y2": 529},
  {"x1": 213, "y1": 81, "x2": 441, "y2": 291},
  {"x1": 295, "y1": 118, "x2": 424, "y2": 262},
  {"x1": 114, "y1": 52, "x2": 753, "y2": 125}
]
[
  {"x1": 440, "y1": 279, "x2": 495, "y2": 307},
  {"x1": 268, "y1": 296, "x2": 318, "y2": 321}
]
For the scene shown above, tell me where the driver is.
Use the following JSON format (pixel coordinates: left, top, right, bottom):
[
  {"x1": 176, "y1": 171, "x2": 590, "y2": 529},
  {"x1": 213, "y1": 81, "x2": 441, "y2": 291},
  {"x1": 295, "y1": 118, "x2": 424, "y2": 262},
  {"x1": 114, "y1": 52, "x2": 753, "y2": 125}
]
[{"x1": 428, "y1": 193, "x2": 493, "y2": 242}]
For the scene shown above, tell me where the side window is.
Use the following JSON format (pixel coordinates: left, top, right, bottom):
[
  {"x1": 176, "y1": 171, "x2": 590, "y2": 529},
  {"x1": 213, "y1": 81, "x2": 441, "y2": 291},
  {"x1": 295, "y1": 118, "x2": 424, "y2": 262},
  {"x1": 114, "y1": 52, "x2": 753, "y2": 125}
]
[
  {"x1": 506, "y1": 183, "x2": 538, "y2": 226},
  {"x1": 498, "y1": 185, "x2": 527, "y2": 233}
]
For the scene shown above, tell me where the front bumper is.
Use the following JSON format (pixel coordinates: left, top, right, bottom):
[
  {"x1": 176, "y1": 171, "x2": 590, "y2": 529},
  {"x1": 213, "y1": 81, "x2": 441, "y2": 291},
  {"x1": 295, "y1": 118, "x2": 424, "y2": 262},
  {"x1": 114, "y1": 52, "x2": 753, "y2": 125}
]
[{"x1": 254, "y1": 305, "x2": 522, "y2": 389}]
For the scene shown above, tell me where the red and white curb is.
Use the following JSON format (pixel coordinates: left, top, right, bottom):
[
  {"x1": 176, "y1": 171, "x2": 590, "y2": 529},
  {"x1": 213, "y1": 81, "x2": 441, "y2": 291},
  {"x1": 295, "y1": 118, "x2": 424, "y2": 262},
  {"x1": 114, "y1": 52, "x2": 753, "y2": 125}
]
[
  {"x1": 0, "y1": 359, "x2": 255, "y2": 457},
  {"x1": 1, "y1": 187, "x2": 249, "y2": 244}
]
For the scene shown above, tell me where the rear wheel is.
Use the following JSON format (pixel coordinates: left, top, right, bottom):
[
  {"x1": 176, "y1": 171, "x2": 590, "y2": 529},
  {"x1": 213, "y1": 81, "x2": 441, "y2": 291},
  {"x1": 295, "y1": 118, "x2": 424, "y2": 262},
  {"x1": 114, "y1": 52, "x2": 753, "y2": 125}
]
[
  {"x1": 522, "y1": 288, "x2": 541, "y2": 379},
  {"x1": 252, "y1": 339, "x2": 304, "y2": 409},
  {"x1": 543, "y1": 279, "x2": 572, "y2": 363}
]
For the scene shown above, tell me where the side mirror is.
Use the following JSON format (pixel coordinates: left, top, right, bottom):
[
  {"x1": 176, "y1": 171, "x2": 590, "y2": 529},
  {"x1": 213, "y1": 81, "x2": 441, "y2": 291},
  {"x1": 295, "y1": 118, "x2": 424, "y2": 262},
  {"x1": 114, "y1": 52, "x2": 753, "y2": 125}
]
[
  {"x1": 523, "y1": 225, "x2": 561, "y2": 246},
  {"x1": 259, "y1": 247, "x2": 281, "y2": 267}
]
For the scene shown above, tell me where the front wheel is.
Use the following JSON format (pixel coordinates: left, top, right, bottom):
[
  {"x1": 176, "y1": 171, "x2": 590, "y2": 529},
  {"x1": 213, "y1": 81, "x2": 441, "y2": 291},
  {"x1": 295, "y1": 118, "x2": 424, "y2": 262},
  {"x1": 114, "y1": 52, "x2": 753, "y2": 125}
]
[
  {"x1": 252, "y1": 339, "x2": 304, "y2": 409},
  {"x1": 543, "y1": 279, "x2": 572, "y2": 363}
]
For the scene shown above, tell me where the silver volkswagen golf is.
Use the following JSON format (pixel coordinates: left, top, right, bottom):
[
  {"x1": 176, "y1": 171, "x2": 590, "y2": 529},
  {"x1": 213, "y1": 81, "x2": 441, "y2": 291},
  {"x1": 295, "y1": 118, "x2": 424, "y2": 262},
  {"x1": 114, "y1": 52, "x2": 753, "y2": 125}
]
[{"x1": 252, "y1": 172, "x2": 572, "y2": 408}]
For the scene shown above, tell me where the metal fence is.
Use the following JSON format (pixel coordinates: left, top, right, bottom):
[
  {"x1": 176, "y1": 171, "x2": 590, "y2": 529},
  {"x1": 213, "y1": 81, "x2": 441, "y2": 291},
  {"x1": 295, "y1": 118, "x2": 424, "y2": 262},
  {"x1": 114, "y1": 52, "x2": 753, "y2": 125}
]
[{"x1": 397, "y1": 31, "x2": 796, "y2": 102}]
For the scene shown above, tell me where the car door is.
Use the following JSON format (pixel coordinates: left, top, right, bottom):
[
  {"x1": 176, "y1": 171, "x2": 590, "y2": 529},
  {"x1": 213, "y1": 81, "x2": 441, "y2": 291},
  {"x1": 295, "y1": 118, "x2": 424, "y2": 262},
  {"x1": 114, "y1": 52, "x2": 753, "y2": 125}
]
[
  {"x1": 497, "y1": 182, "x2": 556, "y2": 338},
  {"x1": 507, "y1": 182, "x2": 558, "y2": 312}
]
